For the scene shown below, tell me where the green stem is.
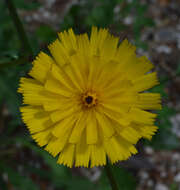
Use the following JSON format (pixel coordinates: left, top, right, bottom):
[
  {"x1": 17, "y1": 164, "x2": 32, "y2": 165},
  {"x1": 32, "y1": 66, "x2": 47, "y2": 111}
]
[
  {"x1": 5, "y1": 0, "x2": 33, "y2": 55},
  {"x1": 104, "y1": 163, "x2": 120, "y2": 190}
]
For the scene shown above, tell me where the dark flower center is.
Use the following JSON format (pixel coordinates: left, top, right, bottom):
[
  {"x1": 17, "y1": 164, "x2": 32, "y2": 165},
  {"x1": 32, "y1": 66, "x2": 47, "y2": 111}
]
[
  {"x1": 82, "y1": 92, "x2": 97, "y2": 108},
  {"x1": 85, "y1": 96, "x2": 93, "y2": 104}
]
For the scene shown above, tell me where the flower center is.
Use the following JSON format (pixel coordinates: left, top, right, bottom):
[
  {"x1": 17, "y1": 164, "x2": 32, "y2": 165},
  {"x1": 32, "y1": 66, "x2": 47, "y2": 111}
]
[
  {"x1": 85, "y1": 96, "x2": 93, "y2": 104},
  {"x1": 82, "y1": 92, "x2": 97, "y2": 108}
]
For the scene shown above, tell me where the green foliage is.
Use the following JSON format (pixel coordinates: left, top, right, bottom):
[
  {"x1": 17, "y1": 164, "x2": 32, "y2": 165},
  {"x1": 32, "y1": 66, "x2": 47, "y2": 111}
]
[
  {"x1": 35, "y1": 25, "x2": 56, "y2": 43},
  {"x1": 147, "y1": 106, "x2": 180, "y2": 150},
  {"x1": 147, "y1": 84, "x2": 179, "y2": 150},
  {"x1": 99, "y1": 166, "x2": 136, "y2": 190},
  {"x1": 112, "y1": 166, "x2": 136, "y2": 190},
  {"x1": 170, "y1": 183, "x2": 179, "y2": 190}
]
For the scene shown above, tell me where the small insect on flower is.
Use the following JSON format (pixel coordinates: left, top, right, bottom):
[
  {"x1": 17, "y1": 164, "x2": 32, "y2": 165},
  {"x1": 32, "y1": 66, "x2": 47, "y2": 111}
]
[{"x1": 18, "y1": 27, "x2": 161, "y2": 168}]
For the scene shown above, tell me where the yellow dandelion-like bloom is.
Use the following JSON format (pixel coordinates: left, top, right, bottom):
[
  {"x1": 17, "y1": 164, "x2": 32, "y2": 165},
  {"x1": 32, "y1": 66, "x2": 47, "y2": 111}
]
[{"x1": 18, "y1": 27, "x2": 161, "y2": 168}]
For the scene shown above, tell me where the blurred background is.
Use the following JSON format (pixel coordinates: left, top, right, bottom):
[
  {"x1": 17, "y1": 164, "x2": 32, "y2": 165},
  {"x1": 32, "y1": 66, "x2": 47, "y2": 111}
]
[{"x1": 0, "y1": 0, "x2": 180, "y2": 189}]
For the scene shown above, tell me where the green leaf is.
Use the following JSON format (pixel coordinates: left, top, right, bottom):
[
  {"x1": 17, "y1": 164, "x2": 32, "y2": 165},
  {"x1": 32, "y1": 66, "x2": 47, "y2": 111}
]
[
  {"x1": 170, "y1": 183, "x2": 179, "y2": 190},
  {"x1": 146, "y1": 106, "x2": 180, "y2": 150},
  {"x1": 150, "y1": 81, "x2": 168, "y2": 98},
  {"x1": 66, "y1": 177, "x2": 96, "y2": 190},
  {"x1": 35, "y1": 25, "x2": 56, "y2": 43},
  {"x1": 157, "y1": 106, "x2": 176, "y2": 119},
  {"x1": 112, "y1": 166, "x2": 136, "y2": 190}
]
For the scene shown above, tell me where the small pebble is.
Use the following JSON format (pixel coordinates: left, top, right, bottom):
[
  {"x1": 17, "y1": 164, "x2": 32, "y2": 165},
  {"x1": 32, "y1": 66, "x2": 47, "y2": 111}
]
[
  {"x1": 139, "y1": 171, "x2": 149, "y2": 180},
  {"x1": 155, "y1": 183, "x2": 168, "y2": 190},
  {"x1": 147, "y1": 179, "x2": 154, "y2": 187},
  {"x1": 174, "y1": 173, "x2": 180, "y2": 183},
  {"x1": 156, "y1": 45, "x2": 172, "y2": 54},
  {"x1": 124, "y1": 16, "x2": 133, "y2": 25},
  {"x1": 155, "y1": 28, "x2": 176, "y2": 42},
  {"x1": 170, "y1": 165, "x2": 177, "y2": 173},
  {"x1": 145, "y1": 146, "x2": 154, "y2": 155},
  {"x1": 160, "y1": 171, "x2": 167, "y2": 178},
  {"x1": 2, "y1": 173, "x2": 8, "y2": 182},
  {"x1": 172, "y1": 153, "x2": 180, "y2": 161}
]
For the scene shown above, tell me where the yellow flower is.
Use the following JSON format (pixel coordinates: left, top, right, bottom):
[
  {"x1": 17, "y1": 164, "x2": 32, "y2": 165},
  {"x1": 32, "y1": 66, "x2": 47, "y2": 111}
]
[{"x1": 18, "y1": 27, "x2": 161, "y2": 168}]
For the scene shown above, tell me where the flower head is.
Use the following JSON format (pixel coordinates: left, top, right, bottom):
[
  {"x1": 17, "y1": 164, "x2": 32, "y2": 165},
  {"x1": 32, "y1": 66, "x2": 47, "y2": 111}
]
[{"x1": 18, "y1": 27, "x2": 161, "y2": 167}]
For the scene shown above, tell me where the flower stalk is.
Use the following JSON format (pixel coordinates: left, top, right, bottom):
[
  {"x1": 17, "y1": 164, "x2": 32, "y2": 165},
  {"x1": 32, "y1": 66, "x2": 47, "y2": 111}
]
[
  {"x1": 5, "y1": 0, "x2": 33, "y2": 55},
  {"x1": 105, "y1": 163, "x2": 120, "y2": 190}
]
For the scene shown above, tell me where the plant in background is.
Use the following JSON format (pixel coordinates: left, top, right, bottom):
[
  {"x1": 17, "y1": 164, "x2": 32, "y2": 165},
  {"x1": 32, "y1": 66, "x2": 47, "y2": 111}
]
[{"x1": 18, "y1": 27, "x2": 161, "y2": 169}]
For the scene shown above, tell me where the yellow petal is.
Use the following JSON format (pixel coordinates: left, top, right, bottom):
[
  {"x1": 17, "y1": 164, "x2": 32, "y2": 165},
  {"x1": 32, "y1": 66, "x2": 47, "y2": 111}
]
[
  {"x1": 18, "y1": 77, "x2": 43, "y2": 94},
  {"x1": 45, "y1": 124, "x2": 73, "y2": 157},
  {"x1": 50, "y1": 107, "x2": 78, "y2": 123},
  {"x1": 90, "y1": 26, "x2": 98, "y2": 56},
  {"x1": 134, "y1": 124, "x2": 158, "y2": 140},
  {"x1": 103, "y1": 136, "x2": 125, "y2": 163},
  {"x1": 29, "y1": 52, "x2": 53, "y2": 83},
  {"x1": 57, "y1": 144, "x2": 75, "y2": 168},
  {"x1": 100, "y1": 102, "x2": 130, "y2": 115},
  {"x1": 95, "y1": 111, "x2": 114, "y2": 138},
  {"x1": 69, "y1": 112, "x2": 87, "y2": 143},
  {"x1": 87, "y1": 56, "x2": 106, "y2": 90},
  {"x1": 20, "y1": 106, "x2": 53, "y2": 134},
  {"x1": 45, "y1": 136, "x2": 67, "y2": 157},
  {"x1": 69, "y1": 54, "x2": 88, "y2": 90},
  {"x1": 96, "y1": 28, "x2": 109, "y2": 51},
  {"x1": 102, "y1": 79, "x2": 133, "y2": 96},
  {"x1": 64, "y1": 62, "x2": 84, "y2": 92},
  {"x1": 52, "y1": 115, "x2": 76, "y2": 138},
  {"x1": 98, "y1": 106, "x2": 130, "y2": 126},
  {"x1": 75, "y1": 132, "x2": 91, "y2": 167},
  {"x1": 104, "y1": 136, "x2": 137, "y2": 163},
  {"x1": 136, "y1": 93, "x2": 162, "y2": 110},
  {"x1": 133, "y1": 72, "x2": 159, "y2": 92},
  {"x1": 18, "y1": 78, "x2": 45, "y2": 105},
  {"x1": 115, "y1": 39, "x2": 136, "y2": 62},
  {"x1": 86, "y1": 111, "x2": 98, "y2": 144},
  {"x1": 32, "y1": 128, "x2": 52, "y2": 147},
  {"x1": 120, "y1": 127, "x2": 141, "y2": 144},
  {"x1": 45, "y1": 76, "x2": 73, "y2": 97},
  {"x1": 48, "y1": 39, "x2": 69, "y2": 66},
  {"x1": 58, "y1": 28, "x2": 77, "y2": 55},
  {"x1": 100, "y1": 34, "x2": 119, "y2": 61},
  {"x1": 125, "y1": 56, "x2": 154, "y2": 80},
  {"x1": 129, "y1": 108, "x2": 157, "y2": 125},
  {"x1": 90, "y1": 143, "x2": 106, "y2": 167},
  {"x1": 51, "y1": 64, "x2": 79, "y2": 92},
  {"x1": 42, "y1": 97, "x2": 70, "y2": 112},
  {"x1": 77, "y1": 34, "x2": 90, "y2": 56}
]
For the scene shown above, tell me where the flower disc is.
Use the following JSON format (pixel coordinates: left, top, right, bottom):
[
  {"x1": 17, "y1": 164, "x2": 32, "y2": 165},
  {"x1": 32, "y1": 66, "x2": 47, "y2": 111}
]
[{"x1": 18, "y1": 27, "x2": 161, "y2": 167}]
